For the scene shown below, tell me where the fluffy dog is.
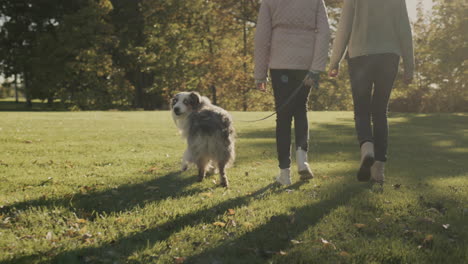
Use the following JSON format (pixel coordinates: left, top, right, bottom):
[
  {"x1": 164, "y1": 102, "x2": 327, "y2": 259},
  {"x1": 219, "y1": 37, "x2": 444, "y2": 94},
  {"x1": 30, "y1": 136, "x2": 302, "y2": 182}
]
[{"x1": 171, "y1": 91, "x2": 235, "y2": 187}]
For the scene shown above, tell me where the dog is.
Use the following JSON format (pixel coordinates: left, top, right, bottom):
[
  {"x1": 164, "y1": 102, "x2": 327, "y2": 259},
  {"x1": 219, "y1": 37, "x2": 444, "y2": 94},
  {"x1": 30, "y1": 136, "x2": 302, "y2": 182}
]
[{"x1": 171, "y1": 91, "x2": 235, "y2": 187}]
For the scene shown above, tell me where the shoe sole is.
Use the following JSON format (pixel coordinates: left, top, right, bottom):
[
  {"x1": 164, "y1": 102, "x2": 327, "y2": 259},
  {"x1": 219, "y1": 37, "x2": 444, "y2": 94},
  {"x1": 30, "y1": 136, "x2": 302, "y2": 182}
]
[
  {"x1": 357, "y1": 155, "x2": 374, "y2": 182},
  {"x1": 299, "y1": 170, "x2": 314, "y2": 180}
]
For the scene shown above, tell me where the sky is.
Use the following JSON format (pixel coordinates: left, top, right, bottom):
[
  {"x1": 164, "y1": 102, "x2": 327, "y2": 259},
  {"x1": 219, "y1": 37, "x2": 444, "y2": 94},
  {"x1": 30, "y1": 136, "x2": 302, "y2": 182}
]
[
  {"x1": 0, "y1": 0, "x2": 435, "y2": 84},
  {"x1": 407, "y1": 0, "x2": 434, "y2": 21}
]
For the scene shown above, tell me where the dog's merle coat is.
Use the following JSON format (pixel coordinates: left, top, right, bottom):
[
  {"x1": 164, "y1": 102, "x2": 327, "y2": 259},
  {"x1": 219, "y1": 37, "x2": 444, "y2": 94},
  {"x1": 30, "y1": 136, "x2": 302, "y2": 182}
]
[{"x1": 171, "y1": 92, "x2": 235, "y2": 187}]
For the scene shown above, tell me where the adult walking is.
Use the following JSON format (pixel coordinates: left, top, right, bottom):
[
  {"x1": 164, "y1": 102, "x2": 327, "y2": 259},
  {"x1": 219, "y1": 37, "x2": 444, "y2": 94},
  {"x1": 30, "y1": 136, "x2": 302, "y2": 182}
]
[
  {"x1": 254, "y1": 0, "x2": 330, "y2": 185},
  {"x1": 329, "y1": 0, "x2": 414, "y2": 184}
]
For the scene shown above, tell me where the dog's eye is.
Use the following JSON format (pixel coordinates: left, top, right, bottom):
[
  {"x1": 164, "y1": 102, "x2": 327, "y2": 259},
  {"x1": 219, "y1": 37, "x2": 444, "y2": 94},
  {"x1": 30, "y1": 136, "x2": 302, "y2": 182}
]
[
  {"x1": 183, "y1": 99, "x2": 189, "y2": 105},
  {"x1": 172, "y1": 98, "x2": 178, "y2": 105}
]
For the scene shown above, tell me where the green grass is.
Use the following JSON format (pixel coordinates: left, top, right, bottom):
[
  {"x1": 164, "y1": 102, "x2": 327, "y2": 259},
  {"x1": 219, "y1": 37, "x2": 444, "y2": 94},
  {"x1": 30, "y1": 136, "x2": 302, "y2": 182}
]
[{"x1": 0, "y1": 111, "x2": 467, "y2": 264}]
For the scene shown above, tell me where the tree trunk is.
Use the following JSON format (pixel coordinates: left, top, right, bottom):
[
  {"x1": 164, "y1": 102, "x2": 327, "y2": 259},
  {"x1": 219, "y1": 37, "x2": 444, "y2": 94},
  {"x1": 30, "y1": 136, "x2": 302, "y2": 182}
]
[
  {"x1": 14, "y1": 74, "x2": 19, "y2": 103},
  {"x1": 211, "y1": 85, "x2": 217, "y2": 105},
  {"x1": 23, "y1": 72, "x2": 32, "y2": 108}
]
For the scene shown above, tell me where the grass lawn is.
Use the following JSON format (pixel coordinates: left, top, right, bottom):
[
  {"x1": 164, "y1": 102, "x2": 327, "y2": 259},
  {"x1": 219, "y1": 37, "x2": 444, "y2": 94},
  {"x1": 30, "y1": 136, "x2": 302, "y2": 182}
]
[{"x1": 0, "y1": 111, "x2": 467, "y2": 264}]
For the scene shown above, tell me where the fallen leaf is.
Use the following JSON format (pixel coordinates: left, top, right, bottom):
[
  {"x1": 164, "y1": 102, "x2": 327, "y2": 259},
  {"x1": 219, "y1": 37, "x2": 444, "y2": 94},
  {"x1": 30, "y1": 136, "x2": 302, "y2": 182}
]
[
  {"x1": 227, "y1": 209, "x2": 235, "y2": 215},
  {"x1": 354, "y1": 223, "x2": 366, "y2": 229},
  {"x1": 147, "y1": 167, "x2": 159, "y2": 173},
  {"x1": 278, "y1": 250, "x2": 287, "y2": 256},
  {"x1": 422, "y1": 234, "x2": 434, "y2": 248},
  {"x1": 320, "y1": 238, "x2": 337, "y2": 250},
  {"x1": 77, "y1": 218, "x2": 87, "y2": 224},
  {"x1": 290, "y1": 239, "x2": 302, "y2": 245},
  {"x1": 393, "y1": 183, "x2": 402, "y2": 189},
  {"x1": 339, "y1": 251, "x2": 351, "y2": 257},
  {"x1": 174, "y1": 257, "x2": 185, "y2": 264},
  {"x1": 442, "y1": 224, "x2": 450, "y2": 230},
  {"x1": 146, "y1": 186, "x2": 159, "y2": 191},
  {"x1": 24, "y1": 140, "x2": 33, "y2": 144},
  {"x1": 213, "y1": 221, "x2": 226, "y2": 228}
]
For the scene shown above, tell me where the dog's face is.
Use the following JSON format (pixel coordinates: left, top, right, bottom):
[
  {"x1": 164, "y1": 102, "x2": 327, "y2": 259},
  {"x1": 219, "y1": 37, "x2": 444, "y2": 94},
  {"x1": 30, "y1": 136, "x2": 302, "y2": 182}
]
[{"x1": 171, "y1": 92, "x2": 201, "y2": 116}]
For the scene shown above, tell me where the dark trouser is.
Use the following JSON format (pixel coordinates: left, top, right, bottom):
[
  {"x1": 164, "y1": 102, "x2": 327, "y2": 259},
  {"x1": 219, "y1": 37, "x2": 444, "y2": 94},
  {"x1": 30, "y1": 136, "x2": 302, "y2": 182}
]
[
  {"x1": 348, "y1": 53, "x2": 400, "y2": 162},
  {"x1": 271, "y1": 69, "x2": 311, "y2": 169}
]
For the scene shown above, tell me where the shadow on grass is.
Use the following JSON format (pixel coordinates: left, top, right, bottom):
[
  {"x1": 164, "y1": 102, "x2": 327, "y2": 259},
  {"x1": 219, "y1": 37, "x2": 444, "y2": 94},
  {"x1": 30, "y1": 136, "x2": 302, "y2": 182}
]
[
  {"x1": 2, "y1": 182, "x2": 308, "y2": 264},
  {"x1": 186, "y1": 182, "x2": 368, "y2": 263},
  {"x1": 0, "y1": 171, "x2": 201, "y2": 219}
]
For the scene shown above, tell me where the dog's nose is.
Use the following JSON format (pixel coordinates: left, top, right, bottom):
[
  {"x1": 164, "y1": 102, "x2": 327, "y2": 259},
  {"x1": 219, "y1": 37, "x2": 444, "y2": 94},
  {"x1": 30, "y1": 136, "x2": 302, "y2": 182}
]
[{"x1": 174, "y1": 107, "x2": 180, "y2": 115}]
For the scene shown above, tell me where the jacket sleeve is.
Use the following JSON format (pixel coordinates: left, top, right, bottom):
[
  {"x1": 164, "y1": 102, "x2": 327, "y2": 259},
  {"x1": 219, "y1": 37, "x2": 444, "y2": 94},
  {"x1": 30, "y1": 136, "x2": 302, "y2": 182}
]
[
  {"x1": 399, "y1": 0, "x2": 414, "y2": 78},
  {"x1": 329, "y1": 0, "x2": 355, "y2": 70},
  {"x1": 254, "y1": 1, "x2": 272, "y2": 81},
  {"x1": 309, "y1": 0, "x2": 331, "y2": 72}
]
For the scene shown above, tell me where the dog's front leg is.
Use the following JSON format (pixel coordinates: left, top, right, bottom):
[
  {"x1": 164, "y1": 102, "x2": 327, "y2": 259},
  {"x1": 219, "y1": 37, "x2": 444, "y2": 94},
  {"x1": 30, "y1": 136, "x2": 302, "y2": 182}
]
[
  {"x1": 181, "y1": 149, "x2": 191, "y2": 171},
  {"x1": 197, "y1": 159, "x2": 208, "y2": 182}
]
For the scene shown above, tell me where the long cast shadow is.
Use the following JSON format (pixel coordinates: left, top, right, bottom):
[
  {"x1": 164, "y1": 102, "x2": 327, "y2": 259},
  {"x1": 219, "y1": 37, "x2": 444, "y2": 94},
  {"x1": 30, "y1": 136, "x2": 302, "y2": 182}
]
[
  {"x1": 185, "y1": 181, "x2": 368, "y2": 263},
  {"x1": 2, "y1": 182, "x2": 306, "y2": 264},
  {"x1": 0, "y1": 171, "x2": 200, "y2": 219}
]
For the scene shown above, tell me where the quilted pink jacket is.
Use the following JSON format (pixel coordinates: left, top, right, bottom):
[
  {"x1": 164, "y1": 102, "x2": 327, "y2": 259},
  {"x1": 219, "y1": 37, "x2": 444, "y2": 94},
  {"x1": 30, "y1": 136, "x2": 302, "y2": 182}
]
[{"x1": 254, "y1": 0, "x2": 331, "y2": 81}]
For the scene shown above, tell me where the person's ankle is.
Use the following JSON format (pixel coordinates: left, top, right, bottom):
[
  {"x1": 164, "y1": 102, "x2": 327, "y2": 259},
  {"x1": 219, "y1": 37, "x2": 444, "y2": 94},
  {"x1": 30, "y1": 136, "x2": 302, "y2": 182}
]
[{"x1": 276, "y1": 168, "x2": 292, "y2": 185}]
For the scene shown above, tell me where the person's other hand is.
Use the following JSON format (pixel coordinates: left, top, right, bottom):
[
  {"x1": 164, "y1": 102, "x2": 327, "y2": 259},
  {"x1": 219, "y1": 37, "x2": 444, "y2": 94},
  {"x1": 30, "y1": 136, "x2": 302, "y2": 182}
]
[
  {"x1": 257, "y1": 82, "x2": 267, "y2": 92},
  {"x1": 303, "y1": 71, "x2": 320, "y2": 89},
  {"x1": 328, "y1": 68, "x2": 339, "y2": 77}
]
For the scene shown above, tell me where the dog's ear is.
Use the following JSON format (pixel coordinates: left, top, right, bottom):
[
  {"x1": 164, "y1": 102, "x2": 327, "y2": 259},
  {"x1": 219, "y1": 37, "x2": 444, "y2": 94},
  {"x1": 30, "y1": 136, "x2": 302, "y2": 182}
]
[{"x1": 189, "y1": 92, "x2": 201, "y2": 108}]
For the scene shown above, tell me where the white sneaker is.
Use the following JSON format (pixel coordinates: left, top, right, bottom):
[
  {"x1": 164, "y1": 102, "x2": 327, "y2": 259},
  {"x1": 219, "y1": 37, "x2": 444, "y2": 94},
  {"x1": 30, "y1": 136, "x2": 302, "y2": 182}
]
[
  {"x1": 296, "y1": 147, "x2": 314, "y2": 180},
  {"x1": 371, "y1": 161, "x2": 385, "y2": 184},
  {"x1": 276, "y1": 168, "x2": 292, "y2": 185},
  {"x1": 357, "y1": 142, "x2": 375, "y2": 181}
]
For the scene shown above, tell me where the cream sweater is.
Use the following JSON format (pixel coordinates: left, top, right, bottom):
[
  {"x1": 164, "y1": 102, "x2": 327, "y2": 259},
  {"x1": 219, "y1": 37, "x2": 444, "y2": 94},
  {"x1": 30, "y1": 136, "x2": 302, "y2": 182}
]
[
  {"x1": 329, "y1": 0, "x2": 414, "y2": 77},
  {"x1": 254, "y1": 0, "x2": 331, "y2": 81}
]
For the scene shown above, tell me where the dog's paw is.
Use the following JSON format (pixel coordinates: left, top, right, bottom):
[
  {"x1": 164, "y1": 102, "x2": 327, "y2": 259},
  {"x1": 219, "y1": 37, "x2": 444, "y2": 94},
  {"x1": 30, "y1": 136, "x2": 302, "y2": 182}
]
[{"x1": 181, "y1": 164, "x2": 188, "y2": 172}]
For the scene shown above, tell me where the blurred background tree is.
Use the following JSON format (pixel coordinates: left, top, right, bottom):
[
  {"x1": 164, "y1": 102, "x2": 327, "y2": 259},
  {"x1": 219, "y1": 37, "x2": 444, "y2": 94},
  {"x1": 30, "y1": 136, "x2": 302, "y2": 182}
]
[{"x1": 0, "y1": 0, "x2": 466, "y2": 112}]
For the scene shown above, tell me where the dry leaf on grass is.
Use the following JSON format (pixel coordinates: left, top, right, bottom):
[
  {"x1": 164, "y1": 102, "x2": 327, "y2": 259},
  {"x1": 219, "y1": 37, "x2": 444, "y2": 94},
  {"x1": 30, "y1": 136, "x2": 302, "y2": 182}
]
[
  {"x1": 420, "y1": 234, "x2": 434, "y2": 249},
  {"x1": 213, "y1": 221, "x2": 226, "y2": 228},
  {"x1": 354, "y1": 223, "x2": 366, "y2": 229},
  {"x1": 174, "y1": 257, "x2": 185, "y2": 264},
  {"x1": 320, "y1": 238, "x2": 337, "y2": 250},
  {"x1": 339, "y1": 251, "x2": 351, "y2": 257},
  {"x1": 146, "y1": 186, "x2": 159, "y2": 191},
  {"x1": 227, "y1": 209, "x2": 236, "y2": 215}
]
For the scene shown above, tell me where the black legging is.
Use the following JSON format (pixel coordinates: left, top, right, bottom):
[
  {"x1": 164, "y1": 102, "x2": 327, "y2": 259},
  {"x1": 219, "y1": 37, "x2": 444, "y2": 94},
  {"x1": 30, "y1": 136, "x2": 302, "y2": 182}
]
[
  {"x1": 348, "y1": 53, "x2": 400, "y2": 162},
  {"x1": 271, "y1": 69, "x2": 311, "y2": 169}
]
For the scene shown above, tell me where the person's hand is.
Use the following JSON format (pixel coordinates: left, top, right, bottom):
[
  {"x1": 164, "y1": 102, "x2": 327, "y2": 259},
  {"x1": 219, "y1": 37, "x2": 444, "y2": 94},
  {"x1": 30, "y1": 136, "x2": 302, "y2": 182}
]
[
  {"x1": 303, "y1": 71, "x2": 320, "y2": 89},
  {"x1": 256, "y1": 82, "x2": 267, "y2": 92},
  {"x1": 328, "y1": 68, "x2": 339, "y2": 78}
]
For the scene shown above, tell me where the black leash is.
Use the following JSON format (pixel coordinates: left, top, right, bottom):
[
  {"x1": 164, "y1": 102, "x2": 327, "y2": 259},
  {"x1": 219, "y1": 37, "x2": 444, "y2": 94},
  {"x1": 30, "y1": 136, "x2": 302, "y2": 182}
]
[{"x1": 239, "y1": 82, "x2": 305, "y2": 123}]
